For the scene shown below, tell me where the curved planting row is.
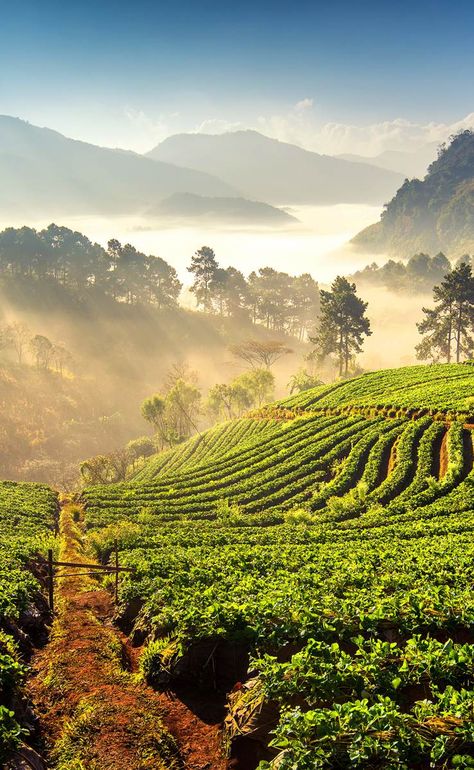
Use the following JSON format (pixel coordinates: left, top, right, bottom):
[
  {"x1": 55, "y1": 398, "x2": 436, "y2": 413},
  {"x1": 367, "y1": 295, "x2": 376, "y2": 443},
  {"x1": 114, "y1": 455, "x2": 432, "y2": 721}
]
[
  {"x1": 134, "y1": 417, "x2": 279, "y2": 483},
  {"x1": 86, "y1": 414, "x2": 348, "y2": 506},
  {"x1": 280, "y1": 363, "x2": 474, "y2": 418},
  {"x1": 86, "y1": 416, "x2": 376, "y2": 524},
  {"x1": 82, "y1": 365, "x2": 474, "y2": 769}
]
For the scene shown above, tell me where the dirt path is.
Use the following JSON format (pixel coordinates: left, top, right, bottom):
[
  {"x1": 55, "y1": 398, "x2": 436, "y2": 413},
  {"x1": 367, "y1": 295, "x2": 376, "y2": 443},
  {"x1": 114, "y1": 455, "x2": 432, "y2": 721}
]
[
  {"x1": 27, "y1": 504, "x2": 227, "y2": 770},
  {"x1": 437, "y1": 429, "x2": 449, "y2": 479}
]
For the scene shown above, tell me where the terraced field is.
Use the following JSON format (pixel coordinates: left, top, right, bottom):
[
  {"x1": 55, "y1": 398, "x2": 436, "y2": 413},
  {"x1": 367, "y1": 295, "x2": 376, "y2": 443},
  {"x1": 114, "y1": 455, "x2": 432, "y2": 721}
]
[
  {"x1": 83, "y1": 364, "x2": 474, "y2": 769},
  {"x1": 0, "y1": 481, "x2": 58, "y2": 761}
]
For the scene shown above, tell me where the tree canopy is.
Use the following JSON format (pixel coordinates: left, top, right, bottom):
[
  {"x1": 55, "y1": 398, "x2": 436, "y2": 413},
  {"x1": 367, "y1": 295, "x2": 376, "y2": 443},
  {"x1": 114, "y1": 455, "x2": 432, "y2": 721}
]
[
  {"x1": 229, "y1": 339, "x2": 293, "y2": 369},
  {"x1": 0, "y1": 225, "x2": 182, "y2": 308}
]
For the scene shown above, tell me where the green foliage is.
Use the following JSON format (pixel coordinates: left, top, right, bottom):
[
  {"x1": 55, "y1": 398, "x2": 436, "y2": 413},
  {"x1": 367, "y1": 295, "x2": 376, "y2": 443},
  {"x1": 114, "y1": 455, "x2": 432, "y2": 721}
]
[
  {"x1": 83, "y1": 364, "x2": 474, "y2": 768},
  {"x1": 0, "y1": 225, "x2": 182, "y2": 308},
  {"x1": 417, "y1": 262, "x2": 474, "y2": 363},
  {"x1": 0, "y1": 482, "x2": 57, "y2": 764},
  {"x1": 126, "y1": 436, "x2": 156, "y2": 461},
  {"x1": 141, "y1": 371, "x2": 202, "y2": 450},
  {"x1": 0, "y1": 706, "x2": 25, "y2": 762},
  {"x1": 288, "y1": 368, "x2": 323, "y2": 394},
  {"x1": 139, "y1": 636, "x2": 183, "y2": 682},
  {"x1": 353, "y1": 252, "x2": 452, "y2": 294}
]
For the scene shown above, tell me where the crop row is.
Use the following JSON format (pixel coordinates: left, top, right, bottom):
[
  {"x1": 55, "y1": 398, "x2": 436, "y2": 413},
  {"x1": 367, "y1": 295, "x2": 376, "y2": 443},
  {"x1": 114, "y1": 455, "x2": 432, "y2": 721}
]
[
  {"x1": 85, "y1": 417, "x2": 382, "y2": 525},
  {"x1": 281, "y1": 363, "x2": 474, "y2": 417},
  {"x1": 135, "y1": 417, "x2": 278, "y2": 482}
]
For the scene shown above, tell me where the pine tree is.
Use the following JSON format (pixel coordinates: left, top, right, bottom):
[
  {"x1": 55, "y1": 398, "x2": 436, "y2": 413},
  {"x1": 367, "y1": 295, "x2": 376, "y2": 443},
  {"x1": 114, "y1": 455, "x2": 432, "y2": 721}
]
[
  {"x1": 187, "y1": 246, "x2": 219, "y2": 311},
  {"x1": 310, "y1": 276, "x2": 371, "y2": 377},
  {"x1": 416, "y1": 264, "x2": 474, "y2": 363}
]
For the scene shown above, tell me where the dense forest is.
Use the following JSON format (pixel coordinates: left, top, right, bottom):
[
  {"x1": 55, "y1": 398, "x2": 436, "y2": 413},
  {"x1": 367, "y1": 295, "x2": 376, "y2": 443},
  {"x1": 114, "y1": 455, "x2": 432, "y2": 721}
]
[
  {"x1": 351, "y1": 251, "x2": 474, "y2": 292},
  {"x1": 0, "y1": 226, "x2": 318, "y2": 485},
  {"x1": 0, "y1": 225, "x2": 319, "y2": 338}
]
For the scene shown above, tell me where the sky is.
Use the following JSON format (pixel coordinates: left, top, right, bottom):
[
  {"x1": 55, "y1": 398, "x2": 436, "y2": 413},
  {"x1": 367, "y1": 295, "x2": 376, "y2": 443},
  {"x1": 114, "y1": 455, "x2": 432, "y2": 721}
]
[{"x1": 2, "y1": 0, "x2": 474, "y2": 154}]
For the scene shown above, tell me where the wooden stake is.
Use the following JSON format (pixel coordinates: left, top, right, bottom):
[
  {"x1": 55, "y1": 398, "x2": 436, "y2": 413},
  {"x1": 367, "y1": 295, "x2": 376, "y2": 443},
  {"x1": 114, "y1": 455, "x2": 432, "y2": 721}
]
[
  {"x1": 48, "y1": 549, "x2": 54, "y2": 614},
  {"x1": 114, "y1": 539, "x2": 119, "y2": 604}
]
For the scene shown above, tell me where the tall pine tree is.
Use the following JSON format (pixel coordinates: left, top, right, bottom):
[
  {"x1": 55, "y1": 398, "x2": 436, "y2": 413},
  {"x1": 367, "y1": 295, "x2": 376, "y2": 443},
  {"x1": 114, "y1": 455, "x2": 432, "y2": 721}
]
[
  {"x1": 416, "y1": 263, "x2": 474, "y2": 363},
  {"x1": 187, "y1": 246, "x2": 219, "y2": 311},
  {"x1": 310, "y1": 276, "x2": 371, "y2": 377}
]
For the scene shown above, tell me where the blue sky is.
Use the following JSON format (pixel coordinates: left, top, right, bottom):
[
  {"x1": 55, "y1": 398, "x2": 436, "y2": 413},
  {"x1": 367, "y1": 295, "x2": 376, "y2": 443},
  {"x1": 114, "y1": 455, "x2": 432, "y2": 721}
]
[{"x1": 1, "y1": 0, "x2": 474, "y2": 153}]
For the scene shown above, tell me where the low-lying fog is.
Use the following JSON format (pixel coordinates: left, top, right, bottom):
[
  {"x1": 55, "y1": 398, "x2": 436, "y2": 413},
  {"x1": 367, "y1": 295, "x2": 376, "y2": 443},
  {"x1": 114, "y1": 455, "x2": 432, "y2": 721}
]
[
  {"x1": 0, "y1": 204, "x2": 381, "y2": 283},
  {"x1": 0, "y1": 203, "x2": 426, "y2": 370}
]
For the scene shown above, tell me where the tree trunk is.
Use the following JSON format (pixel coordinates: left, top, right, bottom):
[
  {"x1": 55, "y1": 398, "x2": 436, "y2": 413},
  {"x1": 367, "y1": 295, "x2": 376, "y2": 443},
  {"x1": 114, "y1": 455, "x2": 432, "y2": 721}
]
[
  {"x1": 447, "y1": 302, "x2": 452, "y2": 363},
  {"x1": 456, "y1": 302, "x2": 463, "y2": 363},
  {"x1": 338, "y1": 328, "x2": 344, "y2": 377}
]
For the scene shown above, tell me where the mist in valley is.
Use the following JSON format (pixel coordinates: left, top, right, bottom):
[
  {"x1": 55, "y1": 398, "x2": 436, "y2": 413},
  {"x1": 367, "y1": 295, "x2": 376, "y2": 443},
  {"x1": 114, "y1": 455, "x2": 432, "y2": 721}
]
[
  {"x1": 0, "y1": 200, "x2": 423, "y2": 374},
  {"x1": 0, "y1": 115, "x2": 460, "y2": 490},
  {"x1": 0, "y1": 197, "x2": 433, "y2": 488}
]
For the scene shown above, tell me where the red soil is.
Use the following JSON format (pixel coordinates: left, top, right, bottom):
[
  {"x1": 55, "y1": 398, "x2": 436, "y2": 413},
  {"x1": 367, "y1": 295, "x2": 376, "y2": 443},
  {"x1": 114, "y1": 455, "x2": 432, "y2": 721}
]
[
  {"x1": 438, "y1": 430, "x2": 449, "y2": 479},
  {"x1": 27, "y1": 511, "x2": 227, "y2": 770}
]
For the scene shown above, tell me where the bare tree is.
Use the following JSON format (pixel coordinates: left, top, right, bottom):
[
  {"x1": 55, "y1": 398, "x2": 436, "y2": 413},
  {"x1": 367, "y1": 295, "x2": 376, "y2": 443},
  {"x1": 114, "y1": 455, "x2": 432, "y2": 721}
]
[
  {"x1": 229, "y1": 339, "x2": 293, "y2": 369},
  {"x1": 5, "y1": 322, "x2": 30, "y2": 364}
]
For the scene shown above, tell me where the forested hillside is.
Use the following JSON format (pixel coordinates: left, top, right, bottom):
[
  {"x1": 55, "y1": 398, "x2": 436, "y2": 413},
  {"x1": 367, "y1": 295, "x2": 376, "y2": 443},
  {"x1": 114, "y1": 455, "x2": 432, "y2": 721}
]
[
  {"x1": 0, "y1": 225, "x2": 318, "y2": 482},
  {"x1": 353, "y1": 130, "x2": 474, "y2": 257}
]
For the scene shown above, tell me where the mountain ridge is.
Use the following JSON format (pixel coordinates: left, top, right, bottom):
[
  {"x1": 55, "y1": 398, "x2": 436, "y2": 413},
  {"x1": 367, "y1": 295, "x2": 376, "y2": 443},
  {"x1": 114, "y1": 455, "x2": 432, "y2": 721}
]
[
  {"x1": 147, "y1": 129, "x2": 404, "y2": 205},
  {"x1": 0, "y1": 115, "x2": 240, "y2": 217}
]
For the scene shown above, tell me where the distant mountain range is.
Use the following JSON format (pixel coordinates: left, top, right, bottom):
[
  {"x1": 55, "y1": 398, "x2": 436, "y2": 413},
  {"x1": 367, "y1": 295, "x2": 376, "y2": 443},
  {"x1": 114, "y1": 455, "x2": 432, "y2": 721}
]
[
  {"x1": 352, "y1": 130, "x2": 474, "y2": 257},
  {"x1": 0, "y1": 117, "x2": 408, "y2": 224},
  {"x1": 338, "y1": 143, "x2": 438, "y2": 179},
  {"x1": 147, "y1": 130, "x2": 404, "y2": 205},
  {"x1": 0, "y1": 115, "x2": 238, "y2": 217}
]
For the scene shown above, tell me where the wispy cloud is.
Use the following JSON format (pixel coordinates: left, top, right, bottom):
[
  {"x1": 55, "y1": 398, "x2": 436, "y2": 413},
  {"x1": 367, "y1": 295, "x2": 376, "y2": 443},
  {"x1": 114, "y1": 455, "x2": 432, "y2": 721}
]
[
  {"x1": 194, "y1": 118, "x2": 244, "y2": 134},
  {"x1": 124, "y1": 100, "x2": 474, "y2": 159},
  {"x1": 254, "y1": 103, "x2": 474, "y2": 156},
  {"x1": 123, "y1": 108, "x2": 180, "y2": 152}
]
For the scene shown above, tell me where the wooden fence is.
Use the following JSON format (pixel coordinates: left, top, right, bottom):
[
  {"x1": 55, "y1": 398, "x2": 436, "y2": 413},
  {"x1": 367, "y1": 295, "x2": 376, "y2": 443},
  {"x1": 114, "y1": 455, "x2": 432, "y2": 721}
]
[{"x1": 47, "y1": 539, "x2": 134, "y2": 613}]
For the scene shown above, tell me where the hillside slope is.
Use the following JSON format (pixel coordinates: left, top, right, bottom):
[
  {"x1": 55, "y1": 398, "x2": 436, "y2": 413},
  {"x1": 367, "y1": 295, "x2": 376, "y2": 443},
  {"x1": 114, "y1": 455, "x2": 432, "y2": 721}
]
[
  {"x1": 83, "y1": 363, "x2": 474, "y2": 768},
  {"x1": 147, "y1": 130, "x2": 404, "y2": 205},
  {"x1": 151, "y1": 192, "x2": 296, "y2": 224},
  {"x1": 86, "y1": 363, "x2": 474, "y2": 520},
  {"x1": 0, "y1": 273, "x2": 305, "y2": 483},
  {"x1": 353, "y1": 129, "x2": 474, "y2": 256}
]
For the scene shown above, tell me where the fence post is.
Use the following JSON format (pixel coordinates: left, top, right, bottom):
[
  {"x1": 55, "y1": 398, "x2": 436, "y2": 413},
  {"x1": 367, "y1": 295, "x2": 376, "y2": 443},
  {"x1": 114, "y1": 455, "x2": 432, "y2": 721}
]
[
  {"x1": 114, "y1": 539, "x2": 119, "y2": 604},
  {"x1": 48, "y1": 549, "x2": 54, "y2": 614}
]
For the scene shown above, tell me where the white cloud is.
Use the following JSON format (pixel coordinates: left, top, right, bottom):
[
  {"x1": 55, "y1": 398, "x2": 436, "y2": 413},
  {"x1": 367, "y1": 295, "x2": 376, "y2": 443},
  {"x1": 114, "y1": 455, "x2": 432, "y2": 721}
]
[
  {"x1": 193, "y1": 118, "x2": 244, "y2": 134},
  {"x1": 123, "y1": 100, "x2": 474, "y2": 159},
  {"x1": 253, "y1": 107, "x2": 474, "y2": 157},
  {"x1": 294, "y1": 97, "x2": 314, "y2": 112}
]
